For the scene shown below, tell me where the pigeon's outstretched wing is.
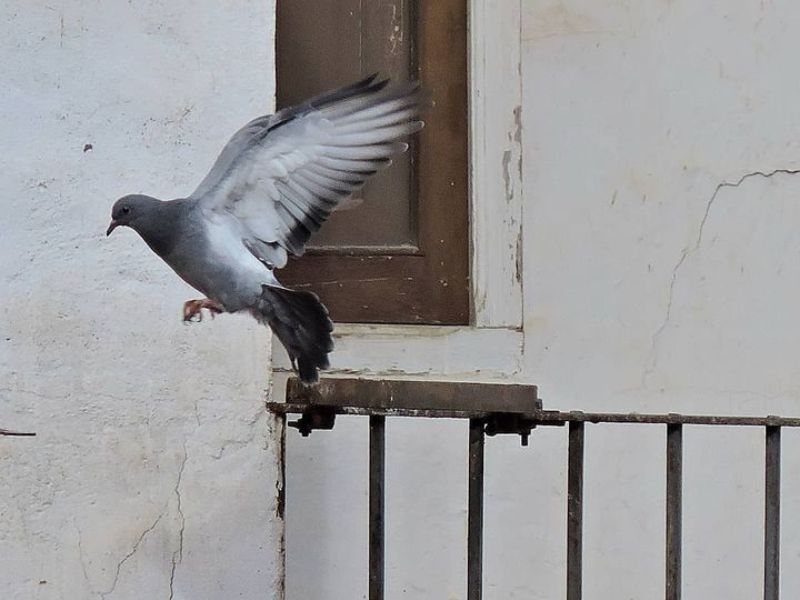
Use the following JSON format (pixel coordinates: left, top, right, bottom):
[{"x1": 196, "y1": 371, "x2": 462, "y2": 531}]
[{"x1": 190, "y1": 75, "x2": 423, "y2": 269}]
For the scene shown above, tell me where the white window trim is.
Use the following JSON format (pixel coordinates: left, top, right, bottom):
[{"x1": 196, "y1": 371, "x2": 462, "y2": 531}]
[{"x1": 272, "y1": 0, "x2": 524, "y2": 381}]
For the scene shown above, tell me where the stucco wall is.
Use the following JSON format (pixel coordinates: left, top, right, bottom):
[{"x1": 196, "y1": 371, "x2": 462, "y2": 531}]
[
  {"x1": 517, "y1": 1, "x2": 800, "y2": 598},
  {"x1": 7, "y1": 2, "x2": 800, "y2": 599},
  {"x1": 0, "y1": 2, "x2": 281, "y2": 599},
  {"x1": 286, "y1": 2, "x2": 800, "y2": 599}
]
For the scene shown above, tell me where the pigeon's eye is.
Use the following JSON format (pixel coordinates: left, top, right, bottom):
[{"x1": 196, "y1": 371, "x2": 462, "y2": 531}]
[{"x1": 121, "y1": 206, "x2": 131, "y2": 215}]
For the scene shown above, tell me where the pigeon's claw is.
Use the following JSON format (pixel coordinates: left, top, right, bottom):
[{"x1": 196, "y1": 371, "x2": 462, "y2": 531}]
[
  {"x1": 183, "y1": 300, "x2": 204, "y2": 322},
  {"x1": 183, "y1": 301, "x2": 203, "y2": 322},
  {"x1": 182, "y1": 299, "x2": 224, "y2": 323}
]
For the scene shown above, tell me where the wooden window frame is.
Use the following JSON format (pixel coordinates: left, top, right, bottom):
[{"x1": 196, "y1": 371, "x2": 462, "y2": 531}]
[
  {"x1": 272, "y1": 0, "x2": 524, "y2": 381},
  {"x1": 275, "y1": 0, "x2": 470, "y2": 325}
]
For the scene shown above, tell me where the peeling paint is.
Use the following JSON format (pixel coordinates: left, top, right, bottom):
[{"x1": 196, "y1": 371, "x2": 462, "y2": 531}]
[
  {"x1": 502, "y1": 149, "x2": 514, "y2": 202},
  {"x1": 512, "y1": 104, "x2": 522, "y2": 145},
  {"x1": 387, "y1": 3, "x2": 404, "y2": 56},
  {"x1": 502, "y1": 106, "x2": 523, "y2": 205}
]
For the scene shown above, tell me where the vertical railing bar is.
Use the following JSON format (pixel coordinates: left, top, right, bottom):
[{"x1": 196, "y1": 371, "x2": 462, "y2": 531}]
[
  {"x1": 369, "y1": 415, "x2": 386, "y2": 600},
  {"x1": 764, "y1": 425, "x2": 781, "y2": 600},
  {"x1": 567, "y1": 421, "x2": 585, "y2": 600},
  {"x1": 666, "y1": 423, "x2": 683, "y2": 600},
  {"x1": 276, "y1": 412, "x2": 287, "y2": 600},
  {"x1": 468, "y1": 418, "x2": 485, "y2": 600}
]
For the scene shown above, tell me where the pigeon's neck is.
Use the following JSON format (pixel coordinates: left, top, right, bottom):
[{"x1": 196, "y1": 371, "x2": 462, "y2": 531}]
[{"x1": 132, "y1": 199, "x2": 188, "y2": 257}]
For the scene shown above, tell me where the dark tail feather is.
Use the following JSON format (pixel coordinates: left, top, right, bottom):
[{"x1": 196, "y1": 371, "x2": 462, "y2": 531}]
[{"x1": 252, "y1": 285, "x2": 334, "y2": 384}]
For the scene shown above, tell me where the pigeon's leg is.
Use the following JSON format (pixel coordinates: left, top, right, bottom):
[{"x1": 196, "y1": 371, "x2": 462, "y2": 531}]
[{"x1": 183, "y1": 299, "x2": 224, "y2": 323}]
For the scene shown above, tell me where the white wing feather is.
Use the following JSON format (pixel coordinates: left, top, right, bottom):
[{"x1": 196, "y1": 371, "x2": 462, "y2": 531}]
[{"x1": 190, "y1": 77, "x2": 422, "y2": 269}]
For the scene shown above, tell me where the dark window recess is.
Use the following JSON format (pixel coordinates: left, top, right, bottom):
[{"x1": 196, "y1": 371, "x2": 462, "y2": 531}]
[{"x1": 276, "y1": 0, "x2": 469, "y2": 325}]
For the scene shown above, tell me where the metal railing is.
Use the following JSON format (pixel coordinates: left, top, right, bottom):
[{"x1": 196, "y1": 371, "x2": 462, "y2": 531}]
[
  {"x1": 268, "y1": 378, "x2": 800, "y2": 600},
  {"x1": 0, "y1": 427, "x2": 35, "y2": 436}
]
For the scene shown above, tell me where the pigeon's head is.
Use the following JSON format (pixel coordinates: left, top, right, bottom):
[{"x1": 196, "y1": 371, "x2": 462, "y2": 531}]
[{"x1": 106, "y1": 194, "x2": 160, "y2": 236}]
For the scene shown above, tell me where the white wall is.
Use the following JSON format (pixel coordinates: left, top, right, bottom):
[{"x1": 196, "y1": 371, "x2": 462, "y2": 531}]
[
  {"x1": 286, "y1": 2, "x2": 800, "y2": 599},
  {"x1": 515, "y1": 1, "x2": 800, "y2": 597},
  {"x1": 7, "y1": 2, "x2": 800, "y2": 599},
  {"x1": 0, "y1": 2, "x2": 281, "y2": 599}
]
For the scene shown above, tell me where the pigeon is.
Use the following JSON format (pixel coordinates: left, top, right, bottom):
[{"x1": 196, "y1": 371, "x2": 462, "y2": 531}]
[{"x1": 107, "y1": 75, "x2": 423, "y2": 384}]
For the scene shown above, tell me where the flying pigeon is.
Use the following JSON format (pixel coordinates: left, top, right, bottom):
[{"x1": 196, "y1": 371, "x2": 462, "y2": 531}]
[{"x1": 107, "y1": 75, "x2": 423, "y2": 383}]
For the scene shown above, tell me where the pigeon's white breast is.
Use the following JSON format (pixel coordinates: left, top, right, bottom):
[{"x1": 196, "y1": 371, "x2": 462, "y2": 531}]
[{"x1": 199, "y1": 210, "x2": 280, "y2": 308}]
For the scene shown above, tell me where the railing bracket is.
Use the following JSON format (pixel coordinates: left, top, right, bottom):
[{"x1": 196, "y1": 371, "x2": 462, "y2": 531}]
[
  {"x1": 288, "y1": 406, "x2": 337, "y2": 436},
  {"x1": 484, "y1": 413, "x2": 538, "y2": 446}
]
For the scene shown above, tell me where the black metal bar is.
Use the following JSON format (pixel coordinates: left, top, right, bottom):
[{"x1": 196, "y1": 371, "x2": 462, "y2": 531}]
[
  {"x1": 270, "y1": 403, "x2": 553, "y2": 423},
  {"x1": 369, "y1": 415, "x2": 386, "y2": 600},
  {"x1": 276, "y1": 412, "x2": 287, "y2": 600},
  {"x1": 468, "y1": 419, "x2": 485, "y2": 600},
  {"x1": 0, "y1": 428, "x2": 36, "y2": 436},
  {"x1": 558, "y1": 412, "x2": 800, "y2": 427},
  {"x1": 764, "y1": 426, "x2": 781, "y2": 600},
  {"x1": 268, "y1": 403, "x2": 800, "y2": 428},
  {"x1": 666, "y1": 424, "x2": 683, "y2": 600},
  {"x1": 567, "y1": 422, "x2": 585, "y2": 600}
]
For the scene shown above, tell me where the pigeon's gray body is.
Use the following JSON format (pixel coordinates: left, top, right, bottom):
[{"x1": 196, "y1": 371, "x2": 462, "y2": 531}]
[
  {"x1": 109, "y1": 76, "x2": 422, "y2": 383},
  {"x1": 134, "y1": 201, "x2": 266, "y2": 312}
]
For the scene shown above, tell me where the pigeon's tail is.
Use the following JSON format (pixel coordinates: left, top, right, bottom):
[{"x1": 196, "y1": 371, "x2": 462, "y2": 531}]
[{"x1": 252, "y1": 285, "x2": 334, "y2": 385}]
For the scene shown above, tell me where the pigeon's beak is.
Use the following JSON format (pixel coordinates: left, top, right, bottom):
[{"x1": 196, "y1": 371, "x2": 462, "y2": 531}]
[{"x1": 106, "y1": 220, "x2": 119, "y2": 236}]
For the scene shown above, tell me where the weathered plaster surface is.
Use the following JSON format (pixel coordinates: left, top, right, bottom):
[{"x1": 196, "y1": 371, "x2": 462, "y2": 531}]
[
  {"x1": 516, "y1": 1, "x2": 800, "y2": 598},
  {"x1": 287, "y1": 2, "x2": 800, "y2": 599},
  {"x1": 0, "y1": 2, "x2": 280, "y2": 599},
  {"x1": 521, "y1": 0, "x2": 800, "y2": 408}
]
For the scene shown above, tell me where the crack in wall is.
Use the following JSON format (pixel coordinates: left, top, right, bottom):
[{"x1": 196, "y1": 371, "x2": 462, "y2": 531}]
[
  {"x1": 696, "y1": 169, "x2": 800, "y2": 249},
  {"x1": 168, "y1": 445, "x2": 188, "y2": 600},
  {"x1": 76, "y1": 526, "x2": 99, "y2": 596},
  {"x1": 211, "y1": 406, "x2": 265, "y2": 459},
  {"x1": 99, "y1": 513, "x2": 164, "y2": 600},
  {"x1": 192, "y1": 397, "x2": 201, "y2": 427},
  {"x1": 642, "y1": 247, "x2": 687, "y2": 385},
  {"x1": 643, "y1": 168, "x2": 800, "y2": 385}
]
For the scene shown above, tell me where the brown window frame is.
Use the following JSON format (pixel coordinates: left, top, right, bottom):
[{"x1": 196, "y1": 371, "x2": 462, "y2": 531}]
[{"x1": 275, "y1": 0, "x2": 470, "y2": 325}]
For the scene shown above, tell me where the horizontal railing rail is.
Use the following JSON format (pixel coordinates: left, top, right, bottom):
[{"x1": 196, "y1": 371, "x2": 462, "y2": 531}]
[{"x1": 269, "y1": 377, "x2": 796, "y2": 600}]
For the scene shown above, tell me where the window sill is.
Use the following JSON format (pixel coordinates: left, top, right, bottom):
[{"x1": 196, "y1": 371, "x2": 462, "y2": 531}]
[{"x1": 272, "y1": 324, "x2": 524, "y2": 380}]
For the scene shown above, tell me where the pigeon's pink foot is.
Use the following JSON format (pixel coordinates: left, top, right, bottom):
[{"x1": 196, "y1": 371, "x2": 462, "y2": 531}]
[{"x1": 183, "y1": 298, "x2": 224, "y2": 322}]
